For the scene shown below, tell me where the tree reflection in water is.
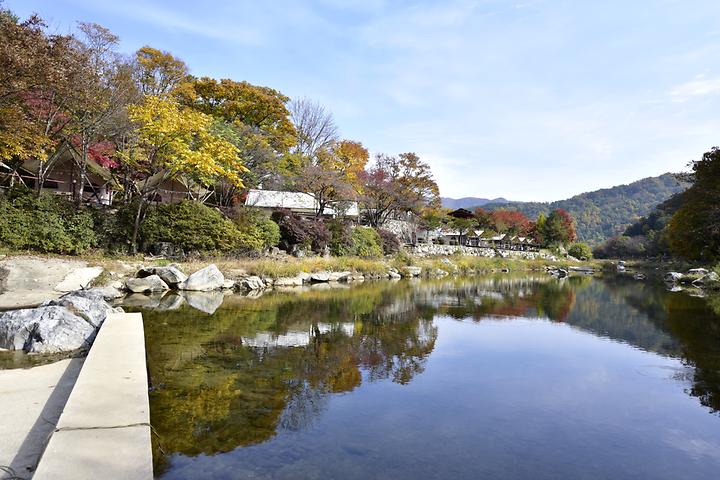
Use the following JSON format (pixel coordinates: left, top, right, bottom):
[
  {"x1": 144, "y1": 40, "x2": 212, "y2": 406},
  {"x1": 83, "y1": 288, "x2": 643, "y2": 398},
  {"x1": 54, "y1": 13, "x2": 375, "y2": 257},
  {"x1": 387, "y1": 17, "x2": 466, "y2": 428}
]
[{"x1": 133, "y1": 274, "x2": 720, "y2": 474}]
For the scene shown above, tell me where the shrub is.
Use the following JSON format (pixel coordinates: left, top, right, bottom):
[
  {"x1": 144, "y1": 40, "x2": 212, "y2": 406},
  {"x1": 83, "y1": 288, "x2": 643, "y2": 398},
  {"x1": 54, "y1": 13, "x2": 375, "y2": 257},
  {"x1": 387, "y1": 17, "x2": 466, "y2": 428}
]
[
  {"x1": 230, "y1": 207, "x2": 280, "y2": 252},
  {"x1": 0, "y1": 189, "x2": 96, "y2": 254},
  {"x1": 350, "y1": 227, "x2": 383, "y2": 258},
  {"x1": 141, "y1": 200, "x2": 239, "y2": 252},
  {"x1": 376, "y1": 228, "x2": 401, "y2": 255},
  {"x1": 327, "y1": 219, "x2": 354, "y2": 256},
  {"x1": 272, "y1": 209, "x2": 330, "y2": 253},
  {"x1": 568, "y1": 242, "x2": 593, "y2": 260}
]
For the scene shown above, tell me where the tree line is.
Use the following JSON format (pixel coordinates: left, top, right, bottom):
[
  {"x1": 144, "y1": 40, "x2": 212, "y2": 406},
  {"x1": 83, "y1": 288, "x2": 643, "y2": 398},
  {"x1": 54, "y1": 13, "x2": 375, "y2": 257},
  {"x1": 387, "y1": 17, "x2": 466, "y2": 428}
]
[{"x1": 0, "y1": 5, "x2": 440, "y2": 253}]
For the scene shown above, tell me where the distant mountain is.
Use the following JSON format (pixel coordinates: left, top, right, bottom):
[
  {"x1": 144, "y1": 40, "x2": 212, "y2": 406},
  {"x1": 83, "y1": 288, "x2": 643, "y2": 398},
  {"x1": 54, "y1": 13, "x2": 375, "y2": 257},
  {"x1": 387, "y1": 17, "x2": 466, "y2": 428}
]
[
  {"x1": 480, "y1": 173, "x2": 688, "y2": 244},
  {"x1": 441, "y1": 197, "x2": 510, "y2": 209}
]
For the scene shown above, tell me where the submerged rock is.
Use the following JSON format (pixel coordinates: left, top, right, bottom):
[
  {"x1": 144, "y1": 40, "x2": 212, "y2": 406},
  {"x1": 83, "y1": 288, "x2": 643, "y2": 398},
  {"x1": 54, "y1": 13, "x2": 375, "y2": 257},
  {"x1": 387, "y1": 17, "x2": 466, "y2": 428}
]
[
  {"x1": 126, "y1": 275, "x2": 169, "y2": 293},
  {"x1": 179, "y1": 264, "x2": 224, "y2": 291}
]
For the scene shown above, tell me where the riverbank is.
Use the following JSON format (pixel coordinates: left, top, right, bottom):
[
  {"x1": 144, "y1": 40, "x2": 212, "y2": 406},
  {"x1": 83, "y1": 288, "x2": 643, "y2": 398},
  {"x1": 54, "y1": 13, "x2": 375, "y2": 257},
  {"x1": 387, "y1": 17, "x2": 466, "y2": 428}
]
[{"x1": 0, "y1": 251, "x2": 604, "y2": 310}]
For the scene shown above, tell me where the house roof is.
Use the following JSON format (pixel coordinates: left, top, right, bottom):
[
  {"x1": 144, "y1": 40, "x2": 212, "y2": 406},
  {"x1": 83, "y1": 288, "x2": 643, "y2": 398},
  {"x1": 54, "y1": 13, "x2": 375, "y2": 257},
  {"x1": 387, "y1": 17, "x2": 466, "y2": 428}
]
[{"x1": 245, "y1": 189, "x2": 359, "y2": 216}]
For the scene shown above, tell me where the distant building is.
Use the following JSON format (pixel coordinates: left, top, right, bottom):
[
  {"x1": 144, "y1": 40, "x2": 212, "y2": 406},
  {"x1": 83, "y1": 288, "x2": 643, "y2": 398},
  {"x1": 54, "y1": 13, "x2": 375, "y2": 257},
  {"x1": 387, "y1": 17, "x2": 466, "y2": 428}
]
[
  {"x1": 0, "y1": 141, "x2": 116, "y2": 205},
  {"x1": 244, "y1": 189, "x2": 359, "y2": 218}
]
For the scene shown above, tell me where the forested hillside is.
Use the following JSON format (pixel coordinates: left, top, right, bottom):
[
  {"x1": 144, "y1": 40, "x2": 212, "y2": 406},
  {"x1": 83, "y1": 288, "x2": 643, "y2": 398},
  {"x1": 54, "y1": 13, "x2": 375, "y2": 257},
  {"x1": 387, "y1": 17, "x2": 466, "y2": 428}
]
[{"x1": 481, "y1": 174, "x2": 687, "y2": 244}]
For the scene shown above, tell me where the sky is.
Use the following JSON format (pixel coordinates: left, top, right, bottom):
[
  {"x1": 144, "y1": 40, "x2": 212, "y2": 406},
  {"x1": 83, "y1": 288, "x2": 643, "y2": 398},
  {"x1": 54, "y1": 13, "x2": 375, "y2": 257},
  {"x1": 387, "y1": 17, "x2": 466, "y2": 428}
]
[{"x1": 8, "y1": 0, "x2": 720, "y2": 201}]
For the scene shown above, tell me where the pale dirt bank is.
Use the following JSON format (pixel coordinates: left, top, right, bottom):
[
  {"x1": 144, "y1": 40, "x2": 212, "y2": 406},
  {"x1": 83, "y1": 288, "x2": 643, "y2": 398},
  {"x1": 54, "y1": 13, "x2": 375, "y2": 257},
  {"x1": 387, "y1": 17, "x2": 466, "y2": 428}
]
[{"x1": 0, "y1": 257, "x2": 104, "y2": 310}]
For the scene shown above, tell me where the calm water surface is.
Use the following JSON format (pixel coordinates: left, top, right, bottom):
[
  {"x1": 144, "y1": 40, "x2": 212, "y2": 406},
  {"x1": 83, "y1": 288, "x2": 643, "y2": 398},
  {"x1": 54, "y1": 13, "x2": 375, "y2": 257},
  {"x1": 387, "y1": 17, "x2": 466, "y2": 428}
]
[{"x1": 131, "y1": 275, "x2": 720, "y2": 479}]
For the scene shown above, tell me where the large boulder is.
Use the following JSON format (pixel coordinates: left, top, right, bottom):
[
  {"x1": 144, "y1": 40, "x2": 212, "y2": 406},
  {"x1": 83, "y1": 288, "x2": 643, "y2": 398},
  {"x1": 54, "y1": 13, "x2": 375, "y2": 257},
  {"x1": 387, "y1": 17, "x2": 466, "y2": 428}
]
[
  {"x1": 138, "y1": 265, "x2": 187, "y2": 287},
  {"x1": 42, "y1": 290, "x2": 119, "y2": 328},
  {"x1": 0, "y1": 306, "x2": 97, "y2": 353},
  {"x1": 179, "y1": 264, "x2": 224, "y2": 291},
  {"x1": 125, "y1": 275, "x2": 169, "y2": 293}
]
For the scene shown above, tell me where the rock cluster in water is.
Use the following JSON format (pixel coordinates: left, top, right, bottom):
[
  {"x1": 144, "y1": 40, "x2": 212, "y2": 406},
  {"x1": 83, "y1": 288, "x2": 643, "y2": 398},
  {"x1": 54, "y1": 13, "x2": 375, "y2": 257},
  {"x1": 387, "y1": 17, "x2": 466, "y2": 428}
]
[{"x1": 0, "y1": 288, "x2": 122, "y2": 354}]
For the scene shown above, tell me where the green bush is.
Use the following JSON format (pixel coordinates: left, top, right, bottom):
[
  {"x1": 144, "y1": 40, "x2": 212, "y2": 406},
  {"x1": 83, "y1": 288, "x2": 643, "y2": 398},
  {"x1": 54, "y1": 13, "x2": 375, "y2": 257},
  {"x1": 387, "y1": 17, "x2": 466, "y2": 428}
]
[
  {"x1": 568, "y1": 242, "x2": 593, "y2": 260},
  {"x1": 0, "y1": 189, "x2": 96, "y2": 254},
  {"x1": 350, "y1": 227, "x2": 383, "y2": 258},
  {"x1": 327, "y1": 219, "x2": 354, "y2": 256},
  {"x1": 230, "y1": 207, "x2": 280, "y2": 252},
  {"x1": 141, "y1": 200, "x2": 239, "y2": 252}
]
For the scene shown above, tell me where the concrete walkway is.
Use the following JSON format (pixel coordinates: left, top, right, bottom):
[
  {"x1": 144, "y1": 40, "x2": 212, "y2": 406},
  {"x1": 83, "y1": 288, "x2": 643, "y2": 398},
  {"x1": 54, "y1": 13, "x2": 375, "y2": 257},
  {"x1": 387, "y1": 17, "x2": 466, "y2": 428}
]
[
  {"x1": 33, "y1": 312, "x2": 152, "y2": 480},
  {"x1": 0, "y1": 358, "x2": 84, "y2": 479}
]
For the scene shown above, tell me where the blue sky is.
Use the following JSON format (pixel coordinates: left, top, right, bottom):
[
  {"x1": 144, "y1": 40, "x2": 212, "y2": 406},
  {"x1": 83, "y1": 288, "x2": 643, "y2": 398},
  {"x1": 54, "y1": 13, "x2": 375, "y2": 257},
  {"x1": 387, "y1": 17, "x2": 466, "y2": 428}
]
[{"x1": 8, "y1": 0, "x2": 720, "y2": 201}]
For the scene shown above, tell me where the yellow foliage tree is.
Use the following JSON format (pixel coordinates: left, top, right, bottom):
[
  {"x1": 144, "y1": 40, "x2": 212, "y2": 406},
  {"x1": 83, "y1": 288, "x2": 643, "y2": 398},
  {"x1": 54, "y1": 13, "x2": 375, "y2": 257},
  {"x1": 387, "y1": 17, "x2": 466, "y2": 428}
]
[{"x1": 123, "y1": 95, "x2": 246, "y2": 252}]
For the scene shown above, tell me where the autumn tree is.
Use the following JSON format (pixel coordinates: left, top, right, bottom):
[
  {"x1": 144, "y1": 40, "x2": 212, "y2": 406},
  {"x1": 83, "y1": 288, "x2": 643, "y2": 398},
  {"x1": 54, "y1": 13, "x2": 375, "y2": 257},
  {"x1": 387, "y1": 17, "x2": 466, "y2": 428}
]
[
  {"x1": 542, "y1": 209, "x2": 577, "y2": 245},
  {"x1": 667, "y1": 147, "x2": 720, "y2": 260},
  {"x1": 490, "y1": 210, "x2": 532, "y2": 235},
  {"x1": 0, "y1": 10, "x2": 74, "y2": 168},
  {"x1": 134, "y1": 46, "x2": 189, "y2": 97},
  {"x1": 359, "y1": 153, "x2": 440, "y2": 227},
  {"x1": 66, "y1": 23, "x2": 137, "y2": 205},
  {"x1": 122, "y1": 96, "x2": 245, "y2": 252},
  {"x1": 178, "y1": 77, "x2": 296, "y2": 154}
]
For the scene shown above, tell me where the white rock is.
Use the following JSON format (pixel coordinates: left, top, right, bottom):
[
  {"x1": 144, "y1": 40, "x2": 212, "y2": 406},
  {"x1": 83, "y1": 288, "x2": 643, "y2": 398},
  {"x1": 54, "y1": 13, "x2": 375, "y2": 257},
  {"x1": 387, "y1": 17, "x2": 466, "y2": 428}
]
[
  {"x1": 179, "y1": 264, "x2": 224, "y2": 291},
  {"x1": 328, "y1": 271, "x2": 352, "y2": 282},
  {"x1": 310, "y1": 272, "x2": 331, "y2": 282},
  {"x1": 274, "y1": 275, "x2": 305, "y2": 287},
  {"x1": 125, "y1": 275, "x2": 169, "y2": 293}
]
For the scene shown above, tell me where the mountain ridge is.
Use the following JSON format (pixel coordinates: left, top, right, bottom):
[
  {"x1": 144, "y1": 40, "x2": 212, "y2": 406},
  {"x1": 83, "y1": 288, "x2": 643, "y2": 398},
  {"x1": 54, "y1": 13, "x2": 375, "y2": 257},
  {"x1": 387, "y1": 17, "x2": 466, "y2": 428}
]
[{"x1": 441, "y1": 173, "x2": 688, "y2": 244}]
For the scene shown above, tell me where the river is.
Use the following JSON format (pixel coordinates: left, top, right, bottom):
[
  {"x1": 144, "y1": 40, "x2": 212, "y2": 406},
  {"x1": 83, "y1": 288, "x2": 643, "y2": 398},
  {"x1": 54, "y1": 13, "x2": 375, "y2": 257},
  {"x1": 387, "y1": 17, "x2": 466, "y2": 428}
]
[{"x1": 128, "y1": 274, "x2": 720, "y2": 479}]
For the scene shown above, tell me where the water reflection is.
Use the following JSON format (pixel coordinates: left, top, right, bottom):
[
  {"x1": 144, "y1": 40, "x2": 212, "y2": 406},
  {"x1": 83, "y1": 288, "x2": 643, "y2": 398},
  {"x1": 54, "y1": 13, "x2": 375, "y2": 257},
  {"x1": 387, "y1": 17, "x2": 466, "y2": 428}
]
[{"x1": 129, "y1": 275, "x2": 720, "y2": 478}]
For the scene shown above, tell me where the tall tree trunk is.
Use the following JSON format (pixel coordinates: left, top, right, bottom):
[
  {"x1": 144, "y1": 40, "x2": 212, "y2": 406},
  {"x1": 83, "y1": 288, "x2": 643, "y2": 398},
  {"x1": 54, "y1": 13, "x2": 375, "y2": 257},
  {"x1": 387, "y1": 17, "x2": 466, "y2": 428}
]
[
  {"x1": 76, "y1": 133, "x2": 89, "y2": 207},
  {"x1": 130, "y1": 197, "x2": 145, "y2": 255}
]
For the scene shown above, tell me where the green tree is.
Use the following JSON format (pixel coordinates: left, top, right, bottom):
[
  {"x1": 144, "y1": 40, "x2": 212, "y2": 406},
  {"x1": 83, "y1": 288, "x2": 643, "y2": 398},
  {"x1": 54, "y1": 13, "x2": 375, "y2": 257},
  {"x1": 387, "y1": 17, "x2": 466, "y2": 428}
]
[{"x1": 668, "y1": 147, "x2": 720, "y2": 260}]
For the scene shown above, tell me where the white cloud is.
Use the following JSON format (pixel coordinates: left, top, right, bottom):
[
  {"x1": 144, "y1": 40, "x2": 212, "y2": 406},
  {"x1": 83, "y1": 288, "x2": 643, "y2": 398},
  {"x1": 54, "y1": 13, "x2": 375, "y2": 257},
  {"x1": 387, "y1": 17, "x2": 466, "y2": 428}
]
[{"x1": 670, "y1": 75, "x2": 720, "y2": 101}]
